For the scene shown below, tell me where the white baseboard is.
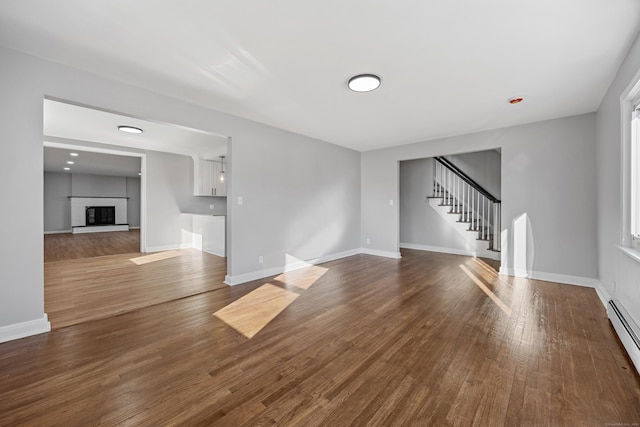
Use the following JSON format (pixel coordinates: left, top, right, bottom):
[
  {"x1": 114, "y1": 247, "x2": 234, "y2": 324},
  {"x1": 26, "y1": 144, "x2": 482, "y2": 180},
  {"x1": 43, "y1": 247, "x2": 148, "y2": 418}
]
[
  {"x1": 72, "y1": 224, "x2": 129, "y2": 234},
  {"x1": 360, "y1": 248, "x2": 402, "y2": 259},
  {"x1": 129, "y1": 226, "x2": 141, "y2": 230},
  {"x1": 400, "y1": 242, "x2": 476, "y2": 257},
  {"x1": 225, "y1": 248, "x2": 361, "y2": 286},
  {"x1": 0, "y1": 314, "x2": 51, "y2": 344},
  {"x1": 145, "y1": 242, "x2": 194, "y2": 253},
  {"x1": 499, "y1": 267, "x2": 600, "y2": 289},
  {"x1": 44, "y1": 230, "x2": 72, "y2": 235}
]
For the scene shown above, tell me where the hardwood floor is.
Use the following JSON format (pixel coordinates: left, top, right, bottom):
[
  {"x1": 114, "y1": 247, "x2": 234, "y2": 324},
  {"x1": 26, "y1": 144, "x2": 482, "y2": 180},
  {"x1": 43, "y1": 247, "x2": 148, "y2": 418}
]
[
  {"x1": 44, "y1": 229, "x2": 227, "y2": 329},
  {"x1": 45, "y1": 249, "x2": 228, "y2": 329},
  {"x1": 3, "y1": 249, "x2": 640, "y2": 425},
  {"x1": 44, "y1": 230, "x2": 141, "y2": 262}
]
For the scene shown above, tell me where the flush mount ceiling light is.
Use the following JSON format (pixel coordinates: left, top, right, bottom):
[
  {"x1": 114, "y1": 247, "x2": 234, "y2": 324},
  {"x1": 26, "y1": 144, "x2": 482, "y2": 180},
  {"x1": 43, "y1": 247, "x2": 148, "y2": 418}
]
[
  {"x1": 70, "y1": 152, "x2": 79, "y2": 157},
  {"x1": 63, "y1": 167, "x2": 70, "y2": 171},
  {"x1": 508, "y1": 97, "x2": 524, "y2": 105},
  {"x1": 118, "y1": 125, "x2": 143, "y2": 134},
  {"x1": 348, "y1": 74, "x2": 381, "y2": 92},
  {"x1": 66, "y1": 161, "x2": 74, "y2": 164}
]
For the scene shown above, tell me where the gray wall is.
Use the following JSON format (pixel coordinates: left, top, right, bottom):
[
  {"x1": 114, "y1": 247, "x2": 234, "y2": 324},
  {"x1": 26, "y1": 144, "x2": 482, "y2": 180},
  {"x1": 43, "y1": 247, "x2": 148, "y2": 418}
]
[
  {"x1": 596, "y1": 30, "x2": 640, "y2": 322},
  {"x1": 43, "y1": 172, "x2": 71, "y2": 232},
  {"x1": 71, "y1": 173, "x2": 126, "y2": 197},
  {"x1": 363, "y1": 113, "x2": 598, "y2": 282},
  {"x1": 445, "y1": 150, "x2": 502, "y2": 199},
  {"x1": 126, "y1": 177, "x2": 140, "y2": 228},
  {"x1": 43, "y1": 172, "x2": 141, "y2": 232},
  {"x1": 0, "y1": 46, "x2": 361, "y2": 331}
]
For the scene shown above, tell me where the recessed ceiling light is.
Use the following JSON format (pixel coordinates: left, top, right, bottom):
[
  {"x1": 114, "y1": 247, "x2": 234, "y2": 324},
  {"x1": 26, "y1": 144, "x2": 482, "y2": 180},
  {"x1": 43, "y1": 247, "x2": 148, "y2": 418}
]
[
  {"x1": 64, "y1": 167, "x2": 70, "y2": 171},
  {"x1": 138, "y1": 172, "x2": 142, "y2": 176},
  {"x1": 508, "y1": 97, "x2": 524, "y2": 104},
  {"x1": 348, "y1": 74, "x2": 381, "y2": 92},
  {"x1": 70, "y1": 152, "x2": 79, "y2": 157},
  {"x1": 118, "y1": 125, "x2": 143, "y2": 134},
  {"x1": 67, "y1": 161, "x2": 74, "y2": 164}
]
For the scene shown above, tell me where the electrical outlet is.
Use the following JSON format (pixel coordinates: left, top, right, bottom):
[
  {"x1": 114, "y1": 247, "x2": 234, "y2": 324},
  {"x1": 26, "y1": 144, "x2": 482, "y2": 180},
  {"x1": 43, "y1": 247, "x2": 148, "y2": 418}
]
[
  {"x1": 389, "y1": 199, "x2": 394, "y2": 206},
  {"x1": 238, "y1": 196, "x2": 243, "y2": 205},
  {"x1": 258, "y1": 255, "x2": 263, "y2": 264},
  {"x1": 366, "y1": 238, "x2": 371, "y2": 245},
  {"x1": 209, "y1": 204, "x2": 215, "y2": 210}
]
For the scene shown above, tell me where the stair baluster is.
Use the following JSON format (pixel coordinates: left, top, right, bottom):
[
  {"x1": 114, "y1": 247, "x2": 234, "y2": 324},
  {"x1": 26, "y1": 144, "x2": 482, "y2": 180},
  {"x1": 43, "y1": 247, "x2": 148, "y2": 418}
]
[{"x1": 431, "y1": 157, "x2": 501, "y2": 252}]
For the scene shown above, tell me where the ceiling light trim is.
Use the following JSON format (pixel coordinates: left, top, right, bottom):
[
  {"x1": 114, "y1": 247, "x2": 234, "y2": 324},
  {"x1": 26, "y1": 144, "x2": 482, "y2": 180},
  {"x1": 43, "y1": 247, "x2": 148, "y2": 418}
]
[
  {"x1": 118, "y1": 125, "x2": 143, "y2": 134},
  {"x1": 348, "y1": 74, "x2": 381, "y2": 93}
]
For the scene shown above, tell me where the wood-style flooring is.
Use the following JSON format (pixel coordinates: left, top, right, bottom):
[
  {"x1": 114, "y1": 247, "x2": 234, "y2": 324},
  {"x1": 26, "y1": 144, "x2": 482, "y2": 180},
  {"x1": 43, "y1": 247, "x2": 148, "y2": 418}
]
[
  {"x1": 44, "y1": 229, "x2": 227, "y2": 329},
  {"x1": 3, "y1": 249, "x2": 640, "y2": 425},
  {"x1": 44, "y1": 230, "x2": 141, "y2": 262}
]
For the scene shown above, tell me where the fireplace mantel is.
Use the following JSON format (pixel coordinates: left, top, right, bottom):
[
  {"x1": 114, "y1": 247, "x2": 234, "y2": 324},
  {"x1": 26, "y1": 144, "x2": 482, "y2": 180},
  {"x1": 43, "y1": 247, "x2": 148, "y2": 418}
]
[{"x1": 70, "y1": 197, "x2": 129, "y2": 233}]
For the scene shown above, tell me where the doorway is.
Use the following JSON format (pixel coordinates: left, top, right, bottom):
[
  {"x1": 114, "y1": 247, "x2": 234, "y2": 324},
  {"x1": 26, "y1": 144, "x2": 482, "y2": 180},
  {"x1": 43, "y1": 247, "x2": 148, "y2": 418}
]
[{"x1": 43, "y1": 98, "x2": 231, "y2": 328}]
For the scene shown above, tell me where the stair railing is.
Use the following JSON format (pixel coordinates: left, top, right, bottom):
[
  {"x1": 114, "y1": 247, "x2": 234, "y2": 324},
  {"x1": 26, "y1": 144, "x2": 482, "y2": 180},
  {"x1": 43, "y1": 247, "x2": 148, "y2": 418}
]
[{"x1": 433, "y1": 157, "x2": 501, "y2": 252}]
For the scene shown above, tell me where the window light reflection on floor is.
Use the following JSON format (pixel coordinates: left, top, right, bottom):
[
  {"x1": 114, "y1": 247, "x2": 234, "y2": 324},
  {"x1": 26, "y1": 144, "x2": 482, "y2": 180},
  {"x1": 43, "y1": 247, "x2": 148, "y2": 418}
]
[
  {"x1": 460, "y1": 264, "x2": 512, "y2": 317},
  {"x1": 129, "y1": 250, "x2": 182, "y2": 265},
  {"x1": 213, "y1": 283, "x2": 300, "y2": 338}
]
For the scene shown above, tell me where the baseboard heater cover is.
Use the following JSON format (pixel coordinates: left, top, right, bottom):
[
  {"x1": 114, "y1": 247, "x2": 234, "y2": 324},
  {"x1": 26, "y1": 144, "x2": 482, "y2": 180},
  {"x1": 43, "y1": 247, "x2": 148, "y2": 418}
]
[{"x1": 608, "y1": 299, "x2": 640, "y2": 374}]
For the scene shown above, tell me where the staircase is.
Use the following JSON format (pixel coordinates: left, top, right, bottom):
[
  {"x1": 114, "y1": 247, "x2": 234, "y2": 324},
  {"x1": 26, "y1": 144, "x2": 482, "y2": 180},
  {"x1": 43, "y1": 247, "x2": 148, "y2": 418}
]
[{"x1": 427, "y1": 157, "x2": 501, "y2": 260}]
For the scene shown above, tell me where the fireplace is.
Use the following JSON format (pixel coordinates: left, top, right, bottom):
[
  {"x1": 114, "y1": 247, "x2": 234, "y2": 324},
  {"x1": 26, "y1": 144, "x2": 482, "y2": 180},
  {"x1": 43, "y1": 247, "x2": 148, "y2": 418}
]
[{"x1": 86, "y1": 206, "x2": 116, "y2": 226}]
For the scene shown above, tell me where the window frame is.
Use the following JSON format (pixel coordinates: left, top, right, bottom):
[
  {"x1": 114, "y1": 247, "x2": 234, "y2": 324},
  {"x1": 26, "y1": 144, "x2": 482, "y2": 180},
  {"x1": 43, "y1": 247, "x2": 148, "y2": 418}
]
[{"x1": 620, "y1": 68, "x2": 640, "y2": 252}]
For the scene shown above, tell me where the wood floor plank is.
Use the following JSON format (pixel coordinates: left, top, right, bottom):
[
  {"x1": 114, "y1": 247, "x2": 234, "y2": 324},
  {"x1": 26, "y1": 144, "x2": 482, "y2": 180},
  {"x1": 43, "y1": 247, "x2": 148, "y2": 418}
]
[{"x1": 1, "y1": 249, "x2": 640, "y2": 425}]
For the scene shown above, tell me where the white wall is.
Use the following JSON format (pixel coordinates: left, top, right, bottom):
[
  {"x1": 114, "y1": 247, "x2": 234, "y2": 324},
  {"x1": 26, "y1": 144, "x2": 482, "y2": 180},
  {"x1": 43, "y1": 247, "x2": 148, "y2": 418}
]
[
  {"x1": 362, "y1": 113, "x2": 598, "y2": 284},
  {"x1": 0, "y1": 46, "x2": 361, "y2": 334},
  {"x1": 596, "y1": 30, "x2": 640, "y2": 320}
]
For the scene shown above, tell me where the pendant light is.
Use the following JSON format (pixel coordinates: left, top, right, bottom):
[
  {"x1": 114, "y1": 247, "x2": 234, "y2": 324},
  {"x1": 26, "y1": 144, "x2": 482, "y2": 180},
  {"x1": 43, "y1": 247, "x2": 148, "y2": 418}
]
[{"x1": 219, "y1": 155, "x2": 225, "y2": 182}]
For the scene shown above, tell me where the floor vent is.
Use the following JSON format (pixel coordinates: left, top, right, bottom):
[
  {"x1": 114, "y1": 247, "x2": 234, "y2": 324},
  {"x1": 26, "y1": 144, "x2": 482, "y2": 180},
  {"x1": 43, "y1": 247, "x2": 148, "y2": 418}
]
[{"x1": 608, "y1": 299, "x2": 640, "y2": 374}]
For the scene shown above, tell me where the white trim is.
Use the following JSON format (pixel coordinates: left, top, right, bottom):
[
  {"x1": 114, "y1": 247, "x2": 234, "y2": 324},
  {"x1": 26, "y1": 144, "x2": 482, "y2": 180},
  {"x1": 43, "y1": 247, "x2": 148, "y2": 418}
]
[
  {"x1": 360, "y1": 248, "x2": 402, "y2": 259},
  {"x1": 594, "y1": 282, "x2": 611, "y2": 308},
  {"x1": 618, "y1": 244, "x2": 640, "y2": 264},
  {"x1": 400, "y1": 242, "x2": 476, "y2": 257},
  {"x1": 72, "y1": 224, "x2": 129, "y2": 234},
  {"x1": 619, "y1": 66, "x2": 640, "y2": 247},
  {"x1": 224, "y1": 248, "x2": 361, "y2": 286},
  {"x1": 145, "y1": 242, "x2": 194, "y2": 253},
  {"x1": 203, "y1": 249, "x2": 226, "y2": 258},
  {"x1": 498, "y1": 267, "x2": 600, "y2": 288},
  {"x1": 129, "y1": 226, "x2": 141, "y2": 230},
  {"x1": 44, "y1": 230, "x2": 72, "y2": 235},
  {"x1": 0, "y1": 314, "x2": 51, "y2": 343}
]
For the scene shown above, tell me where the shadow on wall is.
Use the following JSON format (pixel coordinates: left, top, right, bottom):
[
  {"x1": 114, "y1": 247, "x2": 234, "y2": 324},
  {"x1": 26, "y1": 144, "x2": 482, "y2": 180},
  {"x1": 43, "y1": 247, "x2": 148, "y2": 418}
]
[{"x1": 501, "y1": 213, "x2": 536, "y2": 277}]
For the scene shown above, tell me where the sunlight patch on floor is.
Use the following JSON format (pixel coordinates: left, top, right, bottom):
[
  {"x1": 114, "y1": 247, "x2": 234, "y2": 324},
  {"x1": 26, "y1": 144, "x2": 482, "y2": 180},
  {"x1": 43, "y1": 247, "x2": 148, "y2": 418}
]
[
  {"x1": 129, "y1": 251, "x2": 181, "y2": 265},
  {"x1": 460, "y1": 264, "x2": 511, "y2": 317},
  {"x1": 213, "y1": 283, "x2": 300, "y2": 338},
  {"x1": 274, "y1": 265, "x2": 328, "y2": 290}
]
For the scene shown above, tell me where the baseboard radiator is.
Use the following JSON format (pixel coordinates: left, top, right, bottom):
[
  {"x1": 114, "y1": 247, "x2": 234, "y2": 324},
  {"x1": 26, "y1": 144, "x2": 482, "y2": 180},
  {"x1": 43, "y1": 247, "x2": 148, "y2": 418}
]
[{"x1": 608, "y1": 299, "x2": 640, "y2": 374}]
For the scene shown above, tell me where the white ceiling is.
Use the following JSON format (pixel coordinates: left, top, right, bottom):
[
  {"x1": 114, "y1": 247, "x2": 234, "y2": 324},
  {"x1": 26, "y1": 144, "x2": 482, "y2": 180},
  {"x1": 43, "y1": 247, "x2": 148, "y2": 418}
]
[
  {"x1": 44, "y1": 99, "x2": 229, "y2": 160},
  {"x1": 44, "y1": 146, "x2": 142, "y2": 177},
  {"x1": 43, "y1": 99, "x2": 228, "y2": 178},
  {"x1": 2, "y1": 1, "x2": 640, "y2": 151}
]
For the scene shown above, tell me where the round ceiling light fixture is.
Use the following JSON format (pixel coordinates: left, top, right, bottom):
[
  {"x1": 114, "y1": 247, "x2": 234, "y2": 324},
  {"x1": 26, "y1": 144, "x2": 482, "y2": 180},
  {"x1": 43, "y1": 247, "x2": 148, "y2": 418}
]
[
  {"x1": 508, "y1": 97, "x2": 524, "y2": 105},
  {"x1": 118, "y1": 125, "x2": 143, "y2": 134},
  {"x1": 348, "y1": 74, "x2": 381, "y2": 92}
]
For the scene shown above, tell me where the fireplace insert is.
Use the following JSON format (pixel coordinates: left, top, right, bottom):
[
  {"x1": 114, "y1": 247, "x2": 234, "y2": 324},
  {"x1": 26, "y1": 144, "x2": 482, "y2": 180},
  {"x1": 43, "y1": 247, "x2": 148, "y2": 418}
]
[{"x1": 86, "y1": 206, "x2": 116, "y2": 226}]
